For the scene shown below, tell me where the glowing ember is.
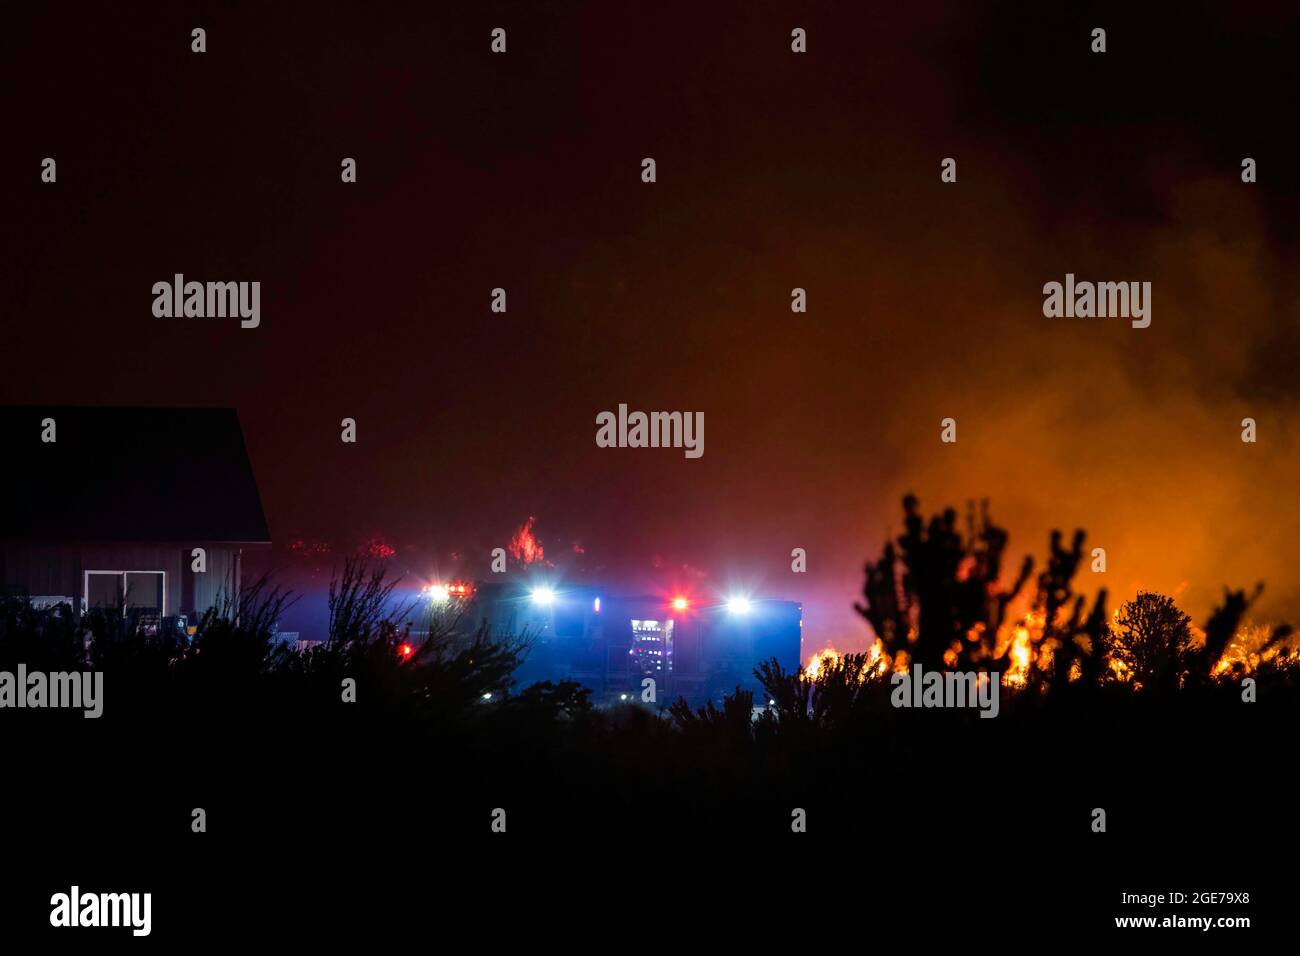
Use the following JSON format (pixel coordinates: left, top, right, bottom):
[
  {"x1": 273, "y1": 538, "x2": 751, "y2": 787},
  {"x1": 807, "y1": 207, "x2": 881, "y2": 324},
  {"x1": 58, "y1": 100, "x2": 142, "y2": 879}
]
[
  {"x1": 943, "y1": 642, "x2": 960, "y2": 668},
  {"x1": 361, "y1": 537, "x2": 396, "y2": 559}
]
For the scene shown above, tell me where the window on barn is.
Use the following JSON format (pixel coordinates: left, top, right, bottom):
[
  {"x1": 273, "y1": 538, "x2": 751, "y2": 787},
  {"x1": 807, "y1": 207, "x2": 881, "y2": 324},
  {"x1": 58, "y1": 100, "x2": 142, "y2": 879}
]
[
  {"x1": 86, "y1": 572, "x2": 123, "y2": 609},
  {"x1": 124, "y1": 572, "x2": 164, "y2": 615},
  {"x1": 84, "y1": 571, "x2": 166, "y2": 617}
]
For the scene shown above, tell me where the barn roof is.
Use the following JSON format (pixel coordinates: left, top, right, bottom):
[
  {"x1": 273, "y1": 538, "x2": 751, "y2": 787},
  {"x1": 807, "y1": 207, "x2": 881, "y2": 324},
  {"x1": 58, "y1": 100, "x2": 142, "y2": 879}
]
[{"x1": 0, "y1": 406, "x2": 270, "y2": 543}]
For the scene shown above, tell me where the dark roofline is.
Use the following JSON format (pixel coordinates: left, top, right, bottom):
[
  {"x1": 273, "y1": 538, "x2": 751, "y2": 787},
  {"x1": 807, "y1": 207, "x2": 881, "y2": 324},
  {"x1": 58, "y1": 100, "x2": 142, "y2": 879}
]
[{"x1": 0, "y1": 405, "x2": 271, "y2": 544}]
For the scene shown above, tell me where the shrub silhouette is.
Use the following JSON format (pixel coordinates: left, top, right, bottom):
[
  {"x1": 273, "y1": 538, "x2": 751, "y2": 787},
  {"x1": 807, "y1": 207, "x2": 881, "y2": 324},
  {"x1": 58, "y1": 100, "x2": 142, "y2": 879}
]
[
  {"x1": 2, "y1": 498, "x2": 1297, "y2": 848},
  {"x1": 855, "y1": 494, "x2": 1108, "y2": 689}
]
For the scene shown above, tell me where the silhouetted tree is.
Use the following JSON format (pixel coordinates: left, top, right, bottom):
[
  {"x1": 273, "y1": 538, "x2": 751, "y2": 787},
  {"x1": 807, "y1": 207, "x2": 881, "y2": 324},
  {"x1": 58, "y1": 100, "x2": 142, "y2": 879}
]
[
  {"x1": 856, "y1": 494, "x2": 1105, "y2": 685},
  {"x1": 1103, "y1": 591, "x2": 1194, "y2": 691}
]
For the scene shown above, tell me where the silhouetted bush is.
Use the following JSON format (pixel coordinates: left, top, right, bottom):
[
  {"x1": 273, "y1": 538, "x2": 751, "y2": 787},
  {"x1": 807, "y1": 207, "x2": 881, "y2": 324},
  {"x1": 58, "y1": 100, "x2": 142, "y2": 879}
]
[{"x1": 1101, "y1": 591, "x2": 1194, "y2": 692}]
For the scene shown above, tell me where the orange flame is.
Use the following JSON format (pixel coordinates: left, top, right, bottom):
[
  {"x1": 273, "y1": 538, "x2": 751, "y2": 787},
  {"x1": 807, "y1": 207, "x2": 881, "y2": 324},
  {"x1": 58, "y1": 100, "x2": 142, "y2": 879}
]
[
  {"x1": 1212, "y1": 623, "x2": 1299, "y2": 676},
  {"x1": 994, "y1": 607, "x2": 1043, "y2": 688},
  {"x1": 804, "y1": 646, "x2": 841, "y2": 680},
  {"x1": 804, "y1": 641, "x2": 889, "y2": 682},
  {"x1": 508, "y1": 516, "x2": 545, "y2": 565}
]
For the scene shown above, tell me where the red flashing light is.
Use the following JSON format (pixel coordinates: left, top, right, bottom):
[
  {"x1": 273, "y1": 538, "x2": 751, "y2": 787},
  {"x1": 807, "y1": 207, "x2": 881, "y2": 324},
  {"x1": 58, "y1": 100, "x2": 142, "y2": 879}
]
[
  {"x1": 399, "y1": 643, "x2": 414, "y2": 659},
  {"x1": 672, "y1": 597, "x2": 688, "y2": 611}
]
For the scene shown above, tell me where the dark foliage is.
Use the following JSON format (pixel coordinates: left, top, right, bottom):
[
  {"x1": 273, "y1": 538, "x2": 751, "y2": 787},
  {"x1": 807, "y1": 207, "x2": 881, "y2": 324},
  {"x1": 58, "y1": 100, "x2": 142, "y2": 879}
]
[{"x1": 2, "y1": 499, "x2": 1295, "y2": 846}]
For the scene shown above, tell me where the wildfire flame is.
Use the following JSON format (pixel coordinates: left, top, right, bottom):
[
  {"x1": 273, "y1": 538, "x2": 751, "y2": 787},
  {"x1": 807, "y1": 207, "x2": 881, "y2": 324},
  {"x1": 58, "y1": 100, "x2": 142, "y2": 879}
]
[
  {"x1": 804, "y1": 594, "x2": 1295, "y2": 692},
  {"x1": 804, "y1": 641, "x2": 889, "y2": 682},
  {"x1": 1211, "y1": 622, "x2": 1299, "y2": 676},
  {"x1": 993, "y1": 607, "x2": 1044, "y2": 688},
  {"x1": 804, "y1": 646, "x2": 840, "y2": 680},
  {"x1": 508, "y1": 516, "x2": 545, "y2": 565}
]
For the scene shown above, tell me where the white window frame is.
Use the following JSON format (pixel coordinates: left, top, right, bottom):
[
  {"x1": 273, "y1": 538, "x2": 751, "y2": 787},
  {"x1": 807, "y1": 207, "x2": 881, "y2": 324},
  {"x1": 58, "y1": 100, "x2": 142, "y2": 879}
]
[{"x1": 83, "y1": 570, "x2": 167, "y2": 617}]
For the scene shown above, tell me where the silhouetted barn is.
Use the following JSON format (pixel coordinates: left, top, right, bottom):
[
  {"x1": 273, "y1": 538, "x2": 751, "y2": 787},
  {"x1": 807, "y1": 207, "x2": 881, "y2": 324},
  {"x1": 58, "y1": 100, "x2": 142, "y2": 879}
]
[{"x1": 0, "y1": 406, "x2": 270, "y2": 621}]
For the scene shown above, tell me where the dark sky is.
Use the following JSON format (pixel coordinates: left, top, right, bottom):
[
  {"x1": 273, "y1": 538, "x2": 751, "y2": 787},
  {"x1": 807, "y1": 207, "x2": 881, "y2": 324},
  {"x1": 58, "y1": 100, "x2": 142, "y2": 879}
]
[{"x1": 5, "y1": 2, "x2": 1299, "y2": 647}]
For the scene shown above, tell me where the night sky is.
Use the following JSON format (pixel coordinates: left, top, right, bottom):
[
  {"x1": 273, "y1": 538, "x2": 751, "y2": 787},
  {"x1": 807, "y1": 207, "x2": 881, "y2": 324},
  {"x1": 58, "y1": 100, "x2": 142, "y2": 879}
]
[{"x1": 6, "y1": 2, "x2": 1299, "y2": 645}]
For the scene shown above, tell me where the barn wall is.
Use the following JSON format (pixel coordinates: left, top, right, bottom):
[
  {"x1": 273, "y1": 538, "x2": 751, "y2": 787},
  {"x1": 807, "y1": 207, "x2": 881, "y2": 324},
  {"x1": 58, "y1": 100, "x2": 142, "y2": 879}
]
[
  {"x1": 192, "y1": 546, "x2": 239, "y2": 616},
  {"x1": 77, "y1": 543, "x2": 185, "y2": 615},
  {"x1": 0, "y1": 542, "x2": 246, "y2": 617},
  {"x1": 0, "y1": 542, "x2": 83, "y2": 600}
]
